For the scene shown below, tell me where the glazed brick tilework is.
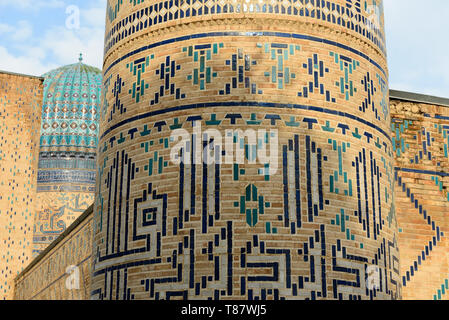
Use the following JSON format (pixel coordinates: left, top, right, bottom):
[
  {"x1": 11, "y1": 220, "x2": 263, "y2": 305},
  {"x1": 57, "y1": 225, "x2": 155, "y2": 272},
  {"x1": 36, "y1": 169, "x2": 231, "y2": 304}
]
[
  {"x1": 14, "y1": 207, "x2": 93, "y2": 300},
  {"x1": 0, "y1": 72, "x2": 43, "y2": 300},
  {"x1": 90, "y1": 0, "x2": 400, "y2": 300},
  {"x1": 391, "y1": 100, "x2": 449, "y2": 300}
]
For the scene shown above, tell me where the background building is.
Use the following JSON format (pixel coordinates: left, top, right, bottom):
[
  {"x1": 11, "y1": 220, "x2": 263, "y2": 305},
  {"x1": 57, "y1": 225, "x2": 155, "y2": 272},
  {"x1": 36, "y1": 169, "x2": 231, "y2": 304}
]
[{"x1": 390, "y1": 90, "x2": 449, "y2": 300}]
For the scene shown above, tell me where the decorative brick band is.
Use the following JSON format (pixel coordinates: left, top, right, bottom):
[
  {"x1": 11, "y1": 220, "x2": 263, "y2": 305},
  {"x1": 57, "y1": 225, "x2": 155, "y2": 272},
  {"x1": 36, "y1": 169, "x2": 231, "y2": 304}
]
[
  {"x1": 104, "y1": 0, "x2": 386, "y2": 57},
  {"x1": 103, "y1": 31, "x2": 387, "y2": 77}
]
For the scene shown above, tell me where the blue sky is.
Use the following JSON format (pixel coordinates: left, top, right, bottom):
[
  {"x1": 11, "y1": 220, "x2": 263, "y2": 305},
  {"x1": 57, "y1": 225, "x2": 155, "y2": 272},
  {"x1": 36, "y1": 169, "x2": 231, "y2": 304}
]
[
  {"x1": 0, "y1": 0, "x2": 447, "y2": 98},
  {"x1": 0, "y1": 0, "x2": 107, "y2": 73}
]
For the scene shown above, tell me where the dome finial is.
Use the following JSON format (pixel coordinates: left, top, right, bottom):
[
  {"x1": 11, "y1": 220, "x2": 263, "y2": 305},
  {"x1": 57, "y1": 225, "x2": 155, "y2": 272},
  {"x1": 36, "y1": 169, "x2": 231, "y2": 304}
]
[{"x1": 79, "y1": 53, "x2": 83, "y2": 62}]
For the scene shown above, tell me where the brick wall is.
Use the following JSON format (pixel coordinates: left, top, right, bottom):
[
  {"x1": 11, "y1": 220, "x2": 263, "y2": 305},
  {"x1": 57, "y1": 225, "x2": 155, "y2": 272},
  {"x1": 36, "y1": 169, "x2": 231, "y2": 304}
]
[{"x1": 391, "y1": 97, "x2": 449, "y2": 300}]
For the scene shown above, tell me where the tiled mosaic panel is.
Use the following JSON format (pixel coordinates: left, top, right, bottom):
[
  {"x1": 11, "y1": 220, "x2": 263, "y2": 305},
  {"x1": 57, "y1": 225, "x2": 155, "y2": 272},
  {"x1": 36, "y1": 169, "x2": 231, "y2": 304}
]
[
  {"x1": 14, "y1": 212, "x2": 93, "y2": 300},
  {"x1": 390, "y1": 100, "x2": 449, "y2": 300},
  {"x1": 92, "y1": 0, "x2": 399, "y2": 297},
  {"x1": 0, "y1": 73, "x2": 43, "y2": 300},
  {"x1": 32, "y1": 193, "x2": 94, "y2": 257},
  {"x1": 104, "y1": 0, "x2": 386, "y2": 57}
]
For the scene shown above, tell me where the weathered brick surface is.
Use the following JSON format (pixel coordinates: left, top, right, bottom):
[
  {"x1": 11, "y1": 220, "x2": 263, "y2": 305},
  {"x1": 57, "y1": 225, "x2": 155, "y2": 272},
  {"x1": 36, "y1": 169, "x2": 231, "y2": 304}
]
[
  {"x1": 33, "y1": 193, "x2": 94, "y2": 255},
  {"x1": 0, "y1": 72, "x2": 43, "y2": 300}
]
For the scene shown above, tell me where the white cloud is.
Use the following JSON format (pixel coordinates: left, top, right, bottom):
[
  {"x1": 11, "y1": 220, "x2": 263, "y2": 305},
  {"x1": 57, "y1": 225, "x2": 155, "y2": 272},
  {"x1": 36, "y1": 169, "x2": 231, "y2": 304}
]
[
  {"x1": 40, "y1": 25, "x2": 105, "y2": 70},
  {"x1": 11, "y1": 20, "x2": 33, "y2": 41},
  {"x1": 81, "y1": 6, "x2": 107, "y2": 28},
  {"x1": 0, "y1": 20, "x2": 33, "y2": 43},
  {"x1": 0, "y1": 23, "x2": 13, "y2": 34},
  {"x1": 0, "y1": 46, "x2": 58, "y2": 76},
  {"x1": 0, "y1": 0, "x2": 65, "y2": 10}
]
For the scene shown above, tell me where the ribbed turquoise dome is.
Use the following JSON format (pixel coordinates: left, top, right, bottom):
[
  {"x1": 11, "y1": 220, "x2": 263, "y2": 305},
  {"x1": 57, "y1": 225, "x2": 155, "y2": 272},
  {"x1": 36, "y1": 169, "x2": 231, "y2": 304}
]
[
  {"x1": 37, "y1": 55, "x2": 102, "y2": 192},
  {"x1": 40, "y1": 55, "x2": 102, "y2": 149}
]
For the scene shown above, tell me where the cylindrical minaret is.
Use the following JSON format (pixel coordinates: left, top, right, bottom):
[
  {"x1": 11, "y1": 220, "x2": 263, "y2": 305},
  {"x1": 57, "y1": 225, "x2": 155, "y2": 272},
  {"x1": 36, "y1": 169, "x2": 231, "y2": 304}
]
[{"x1": 92, "y1": 0, "x2": 400, "y2": 300}]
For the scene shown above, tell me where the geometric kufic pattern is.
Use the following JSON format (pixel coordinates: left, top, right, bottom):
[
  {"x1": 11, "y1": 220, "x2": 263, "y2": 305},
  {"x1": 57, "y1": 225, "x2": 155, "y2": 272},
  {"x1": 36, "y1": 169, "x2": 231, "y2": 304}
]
[
  {"x1": 185, "y1": 44, "x2": 220, "y2": 93},
  {"x1": 152, "y1": 55, "x2": 185, "y2": 105},
  {"x1": 222, "y1": 47, "x2": 259, "y2": 95},
  {"x1": 299, "y1": 53, "x2": 334, "y2": 102},
  {"x1": 92, "y1": 0, "x2": 399, "y2": 300},
  {"x1": 128, "y1": 57, "x2": 150, "y2": 104},
  {"x1": 93, "y1": 109, "x2": 400, "y2": 300},
  {"x1": 109, "y1": 74, "x2": 125, "y2": 122}
]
